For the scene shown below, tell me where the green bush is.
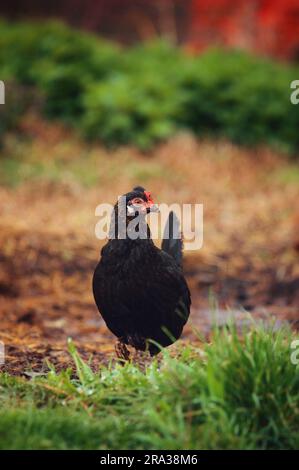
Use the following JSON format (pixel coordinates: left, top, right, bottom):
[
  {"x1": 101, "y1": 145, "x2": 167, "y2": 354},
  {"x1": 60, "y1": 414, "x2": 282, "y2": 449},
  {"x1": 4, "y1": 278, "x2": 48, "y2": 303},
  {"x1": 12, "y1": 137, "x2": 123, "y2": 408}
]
[
  {"x1": 179, "y1": 50, "x2": 299, "y2": 154},
  {"x1": 82, "y1": 73, "x2": 180, "y2": 149},
  {"x1": 0, "y1": 21, "x2": 121, "y2": 123},
  {"x1": 0, "y1": 20, "x2": 298, "y2": 153}
]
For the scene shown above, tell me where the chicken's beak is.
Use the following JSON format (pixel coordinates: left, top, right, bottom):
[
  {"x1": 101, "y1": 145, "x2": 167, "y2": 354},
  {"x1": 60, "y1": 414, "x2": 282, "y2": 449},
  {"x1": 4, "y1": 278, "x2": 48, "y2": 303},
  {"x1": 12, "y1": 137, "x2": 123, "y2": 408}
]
[{"x1": 146, "y1": 203, "x2": 159, "y2": 213}]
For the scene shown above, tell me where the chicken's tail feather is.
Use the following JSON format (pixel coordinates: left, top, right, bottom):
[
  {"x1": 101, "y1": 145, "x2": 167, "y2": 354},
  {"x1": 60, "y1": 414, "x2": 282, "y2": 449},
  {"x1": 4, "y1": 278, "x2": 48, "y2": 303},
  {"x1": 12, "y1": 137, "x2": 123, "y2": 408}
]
[{"x1": 161, "y1": 211, "x2": 183, "y2": 267}]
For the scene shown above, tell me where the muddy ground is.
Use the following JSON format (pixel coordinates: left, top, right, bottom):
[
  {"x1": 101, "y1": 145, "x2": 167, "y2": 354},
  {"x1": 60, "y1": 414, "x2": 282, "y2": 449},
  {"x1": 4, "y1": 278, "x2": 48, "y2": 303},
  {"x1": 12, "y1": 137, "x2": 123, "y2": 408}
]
[{"x1": 0, "y1": 134, "x2": 298, "y2": 375}]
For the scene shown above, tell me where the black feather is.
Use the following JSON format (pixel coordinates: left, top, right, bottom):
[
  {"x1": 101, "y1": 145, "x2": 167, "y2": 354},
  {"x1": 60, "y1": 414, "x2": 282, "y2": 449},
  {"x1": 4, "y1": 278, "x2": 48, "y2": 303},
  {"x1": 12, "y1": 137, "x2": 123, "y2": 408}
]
[
  {"x1": 132, "y1": 186, "x2": 146, "y2": 193},
  {"x1": 161, "y1": 211, "x2": 183, "y2": 267}
]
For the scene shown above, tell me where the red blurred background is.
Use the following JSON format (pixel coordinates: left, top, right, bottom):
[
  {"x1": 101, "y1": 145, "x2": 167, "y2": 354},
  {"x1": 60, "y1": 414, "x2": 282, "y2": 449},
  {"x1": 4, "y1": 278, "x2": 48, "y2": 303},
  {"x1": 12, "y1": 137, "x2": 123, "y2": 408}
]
[{"x1": 1, "y1": 0, "x2": 299, "y2": 60}]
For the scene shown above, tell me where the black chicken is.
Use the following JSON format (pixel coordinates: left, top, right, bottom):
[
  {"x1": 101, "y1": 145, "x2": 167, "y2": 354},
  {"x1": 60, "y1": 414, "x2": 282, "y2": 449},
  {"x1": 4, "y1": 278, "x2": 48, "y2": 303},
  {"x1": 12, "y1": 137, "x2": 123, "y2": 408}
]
[{"x1": 92, "y1": 187, "x2": 191, "y2": 358}]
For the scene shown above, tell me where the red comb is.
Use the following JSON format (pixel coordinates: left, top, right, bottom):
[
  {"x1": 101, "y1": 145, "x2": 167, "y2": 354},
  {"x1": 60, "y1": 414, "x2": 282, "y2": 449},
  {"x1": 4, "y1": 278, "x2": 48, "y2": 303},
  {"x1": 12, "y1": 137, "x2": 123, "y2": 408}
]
[{"x1": 144, "y1": 191, "x2": 153, "y2": 202}]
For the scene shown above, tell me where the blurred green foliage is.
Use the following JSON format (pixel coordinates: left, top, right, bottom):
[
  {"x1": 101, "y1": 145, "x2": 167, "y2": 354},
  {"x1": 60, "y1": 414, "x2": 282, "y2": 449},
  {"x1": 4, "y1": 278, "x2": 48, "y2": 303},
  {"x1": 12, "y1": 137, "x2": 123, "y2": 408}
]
[
  {"x1": 0, "y1": 20, "x2": 298, "y2": 153},
  {"x1": 0, "y1": 81, "x2": 36, "y2": 143}
]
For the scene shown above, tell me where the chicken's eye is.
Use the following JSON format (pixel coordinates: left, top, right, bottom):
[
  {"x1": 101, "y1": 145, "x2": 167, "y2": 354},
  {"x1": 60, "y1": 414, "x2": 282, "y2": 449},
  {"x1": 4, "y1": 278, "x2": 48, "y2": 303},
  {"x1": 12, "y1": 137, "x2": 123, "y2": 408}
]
[{"x1": 131, "y1": 198, "x2": 144, "y2": 205}]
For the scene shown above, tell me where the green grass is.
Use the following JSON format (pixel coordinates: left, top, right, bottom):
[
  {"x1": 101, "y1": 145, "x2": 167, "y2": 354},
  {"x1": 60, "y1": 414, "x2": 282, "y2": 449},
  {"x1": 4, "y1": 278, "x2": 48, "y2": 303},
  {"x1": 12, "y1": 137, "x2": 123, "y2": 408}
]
[
  {"x1": 0, "y1": 326, "x2": 298, "y2": 450},
  {"x1": 0, "y1": 134, "x2": 176, "y2": 187},
  {"x1": 0, "y1": 157, "x2": 100, "y2": 188},
  {"x1": 272, "y1": 166, "x2": 299, "y2": 186}
]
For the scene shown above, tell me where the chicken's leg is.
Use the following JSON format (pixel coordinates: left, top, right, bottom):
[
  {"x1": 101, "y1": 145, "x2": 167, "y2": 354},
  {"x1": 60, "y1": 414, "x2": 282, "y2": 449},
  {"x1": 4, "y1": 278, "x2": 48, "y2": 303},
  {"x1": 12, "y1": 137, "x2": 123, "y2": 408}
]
[{"x1": 115, "y1": 340, "x2": 130, "y2": 361}]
